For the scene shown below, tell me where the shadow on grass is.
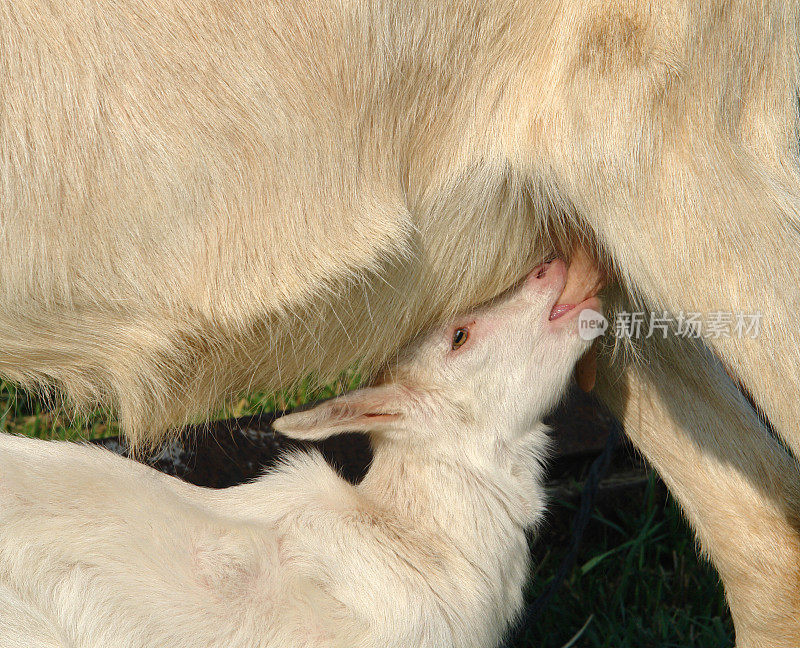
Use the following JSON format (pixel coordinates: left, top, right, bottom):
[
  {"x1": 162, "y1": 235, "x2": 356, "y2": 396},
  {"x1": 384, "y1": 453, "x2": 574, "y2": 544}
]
[{"x1": 520, "y1": 472, "x2": 733, "y2": 648}]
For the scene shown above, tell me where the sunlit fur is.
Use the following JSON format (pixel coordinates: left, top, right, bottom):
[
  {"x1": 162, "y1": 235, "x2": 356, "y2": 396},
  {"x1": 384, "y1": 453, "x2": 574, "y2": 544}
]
[
  {"x1": 0, "y1": 267, "x2": 590, "y2": 648},
  {"x1": 2, "y1": 3, "x2": 800, "y2": 644}
]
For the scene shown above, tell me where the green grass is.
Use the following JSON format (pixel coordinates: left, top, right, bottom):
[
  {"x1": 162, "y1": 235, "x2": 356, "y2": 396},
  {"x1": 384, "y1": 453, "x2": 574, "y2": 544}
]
[
  {"x1": 215, "y1": 370, "x2": 364, "y2": 420},
  {"x1": 0, "y1": 380, "x2": 733, "y2": 647},
  {"x1": 0, "y1": 381, "x2": 117, "y2": 441},
  {"x1": 521, "y1": 474, "x2": 733, "y2": 647},
  {"x1": 0, "y1": 371, "x2": 363, "y2": 441}
]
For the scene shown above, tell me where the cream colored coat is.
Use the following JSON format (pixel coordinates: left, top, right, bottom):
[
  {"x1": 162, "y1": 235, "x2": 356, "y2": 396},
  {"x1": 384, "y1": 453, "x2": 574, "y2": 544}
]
[{"x1": 1, "y1": 2, "x2": 799, "y2": 644}]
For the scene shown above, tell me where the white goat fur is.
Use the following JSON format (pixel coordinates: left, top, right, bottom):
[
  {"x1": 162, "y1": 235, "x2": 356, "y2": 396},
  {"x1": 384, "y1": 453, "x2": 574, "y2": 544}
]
[
  {"x1": 0, "y1": 265, "x2": 590, "y2": 648},
  {"x1": 3, "y1": 2, "x2": 800, "y2": 644}
]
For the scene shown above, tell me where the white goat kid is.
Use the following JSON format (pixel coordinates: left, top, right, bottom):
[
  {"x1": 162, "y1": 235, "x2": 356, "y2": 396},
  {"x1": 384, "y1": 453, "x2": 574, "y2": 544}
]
[{"x1": 0, "y1": 259, "x2": 596, "y2": 648}]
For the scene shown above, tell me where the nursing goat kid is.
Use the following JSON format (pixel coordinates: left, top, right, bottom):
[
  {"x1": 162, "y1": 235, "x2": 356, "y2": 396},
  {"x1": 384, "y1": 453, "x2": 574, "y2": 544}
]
[{"x1": 0, "y1": 260, "x2": 594, "y2": 648}]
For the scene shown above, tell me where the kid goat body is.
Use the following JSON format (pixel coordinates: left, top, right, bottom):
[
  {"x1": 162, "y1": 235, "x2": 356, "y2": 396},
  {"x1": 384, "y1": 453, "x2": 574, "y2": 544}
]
[{"x1": 0, "y1": 260, "x2": 595, "y2": 648}]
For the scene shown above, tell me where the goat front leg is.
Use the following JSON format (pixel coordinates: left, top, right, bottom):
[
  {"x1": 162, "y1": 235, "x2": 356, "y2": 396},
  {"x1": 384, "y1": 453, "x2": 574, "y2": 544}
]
[{"x1": 596, "y1": 331, "x2": 800, "y2": 647}]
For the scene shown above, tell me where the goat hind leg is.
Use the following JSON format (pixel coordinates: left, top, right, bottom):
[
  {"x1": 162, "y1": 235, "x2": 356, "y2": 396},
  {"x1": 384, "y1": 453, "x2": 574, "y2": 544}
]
[{"x1": 596, "y1": 330, "x2": 800, "y2": 647}]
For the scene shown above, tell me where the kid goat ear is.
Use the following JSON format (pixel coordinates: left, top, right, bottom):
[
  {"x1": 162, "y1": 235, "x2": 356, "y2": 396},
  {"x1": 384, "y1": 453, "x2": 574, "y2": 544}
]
[{"x1": 272, "y1": 385, "x2": 407, "y2": 440}]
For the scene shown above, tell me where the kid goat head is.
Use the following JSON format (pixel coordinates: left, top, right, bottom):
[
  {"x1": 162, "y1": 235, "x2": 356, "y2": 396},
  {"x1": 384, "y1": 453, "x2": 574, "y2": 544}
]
[{"x1": 275, "y1": 258, "x2": 600, "y2": 478}]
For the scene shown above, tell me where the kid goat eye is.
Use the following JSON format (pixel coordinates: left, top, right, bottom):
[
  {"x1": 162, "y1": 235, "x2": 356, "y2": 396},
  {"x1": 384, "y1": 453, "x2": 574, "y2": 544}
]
[{"x1": 451, "y1": 327, "x2": 469, "y2": 350}]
